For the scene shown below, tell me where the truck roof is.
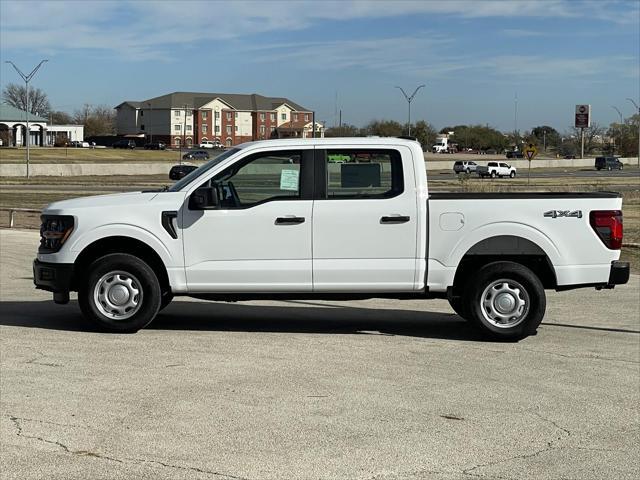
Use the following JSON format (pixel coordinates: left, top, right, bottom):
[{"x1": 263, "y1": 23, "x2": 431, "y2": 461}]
[{"x1": 235, "y1": 137, "x2": 421, "y2": 150}]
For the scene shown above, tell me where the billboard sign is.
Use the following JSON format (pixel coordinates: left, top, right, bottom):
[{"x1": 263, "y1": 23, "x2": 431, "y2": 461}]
[{"x1": 575, "y1": 104, "x2": 591, "y2": 128}]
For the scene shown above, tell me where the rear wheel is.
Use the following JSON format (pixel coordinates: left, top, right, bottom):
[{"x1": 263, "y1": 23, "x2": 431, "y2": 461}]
[
  {"x1": 490, "y1": 171, "x2": 497, "y2": 178},
  {"x1": 466, "y1": 168, "x2": 471, "y2": 174},
  {"x1": 78, "y1": 253, "x2": 161, "y2": 333},
  {"x1": 464, "y1": 261, "x2": 545, "y2": 340},
  {"x1": 608, "y1": 166, "x2": 612, "y2": 171}
]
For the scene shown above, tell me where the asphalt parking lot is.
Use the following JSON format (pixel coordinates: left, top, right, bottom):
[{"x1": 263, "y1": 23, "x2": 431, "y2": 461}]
[{"x1": 1, "y1": 229, "x2": 638, "y2": 480}]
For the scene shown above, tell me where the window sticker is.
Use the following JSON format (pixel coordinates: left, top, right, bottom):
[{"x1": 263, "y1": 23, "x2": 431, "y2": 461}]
[{"x1": 280, "y1": 169, "x2": 299, "y2": 191}]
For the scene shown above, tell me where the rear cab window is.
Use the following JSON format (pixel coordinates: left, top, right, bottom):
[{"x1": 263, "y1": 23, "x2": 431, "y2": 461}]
[{"x1": 323, "y1": 149, "x2": 404, "y2": 199}]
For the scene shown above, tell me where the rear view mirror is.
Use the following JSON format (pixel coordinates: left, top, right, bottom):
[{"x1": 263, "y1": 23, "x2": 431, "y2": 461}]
[{"x1": 189, "y1": 186, "x2": 219, "y2": 210}]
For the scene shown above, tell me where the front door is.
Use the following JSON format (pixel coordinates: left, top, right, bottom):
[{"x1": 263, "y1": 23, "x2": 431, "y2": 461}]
[
  {"x1": 312, "y1": 147, "x2": 418, "y2": 291},
  {"x1": 182, "y1": 148, "x2": 314, "y2": 292}
]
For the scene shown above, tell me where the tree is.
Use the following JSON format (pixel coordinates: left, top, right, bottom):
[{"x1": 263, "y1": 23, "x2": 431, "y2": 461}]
[
  {"x1": 49, "y1": 110, "x2": 73, "y2": 125},
  {"x1": 324, "y1": 124, "x2": 361, "y2": 137},
  {"x1": 411, "y1": 120, "x2": 437, "y2": 150},
  {"x1": 449, "y1": 124, "x2": 508, "y2": 152},
  {"x1": 74, "y1": 104, "x2": 116, "y2": 137},
  {"x1": 568, "y1": 123, "x2": 605, "y2": 155},
  {"x1": 362, "y1": 120, "x2": 404, "y2": 137},
  {"x1": 607, "y1": 114, "x2": 639, "y2": 157},
  {"x1": 530, "y1": 125, "x2": 561, "y2": 151},
  {"x1": 2, "y1": 83, "x2": 51, "y2": 116}
]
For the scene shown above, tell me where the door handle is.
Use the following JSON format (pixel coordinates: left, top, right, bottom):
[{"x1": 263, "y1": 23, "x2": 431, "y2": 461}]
[
  {"x1": 380, "y1": 215, "x2": 410, "y2": 224},
  {"x1": 275, "y1": 216, "x2": 305, "y2": 225}
]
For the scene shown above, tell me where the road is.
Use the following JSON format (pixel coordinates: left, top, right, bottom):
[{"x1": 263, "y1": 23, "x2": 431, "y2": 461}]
[
  {"x1": 433, "y1": 167, "x2": 640, "y2": 179},
  {"x1": 1, "y1": 229, "x2": 638, "y2": 480}
]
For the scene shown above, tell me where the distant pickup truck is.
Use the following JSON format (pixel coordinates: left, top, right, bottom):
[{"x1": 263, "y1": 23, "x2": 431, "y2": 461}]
[
  {"x1": 33, "y1": 138, "x2": 629, "y2": 340},
  {"x1": 477, "y1": 162, "x2": 517, "y2": 178}
]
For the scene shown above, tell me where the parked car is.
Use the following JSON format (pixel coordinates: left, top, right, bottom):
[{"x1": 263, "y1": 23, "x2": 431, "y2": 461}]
[
  {"x1": 69, "y1": 141, "x2": 90, "y2": 148},
  {"x1": 564, "y1": 155, "x2": 576, "y2": 159},
  {"x1": 169, "y1": 163, "x2": 198, "y2": 180},
  {"x1": 595, "y1": 156, "x2": 623, "y2": 171},
  {"x1": 33, "y1": 138, "x2": 629, "y2": 340},
  {"x1": 182, "y1": 150, "x2": 210, "y2": 160},
  {"x1": 112, "y1": 139, "x2": 137, "y2": 149},
  {"x1": 506, "y1": 151, "x2": 524, "y2": 159},
  {"x1": 144, "y1": 142, "x2": 166, "y2": 150},
  {"x1": 199, "y1": 140, "x2": 224, "y2": 149},
  {"x1": 453, "y1": 161, "x2": 478, "y2": 174},
  {"x1": 477, "y1": 162, "x2": 517, "y2": 178}
]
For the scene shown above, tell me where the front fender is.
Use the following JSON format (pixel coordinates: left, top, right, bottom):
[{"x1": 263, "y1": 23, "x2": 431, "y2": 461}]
[{"x1": 68, "y1": 223, "x2": 176, "y2": 266}]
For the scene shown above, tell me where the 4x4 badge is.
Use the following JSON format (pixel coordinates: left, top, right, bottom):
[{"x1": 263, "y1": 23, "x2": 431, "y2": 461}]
[{"x1": 544, "y1": 210, "x2": 582, "y2": 218}]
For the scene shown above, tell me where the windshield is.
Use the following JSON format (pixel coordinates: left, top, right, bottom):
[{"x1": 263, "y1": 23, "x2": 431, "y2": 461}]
[{"x1": 168, "y1": 148, "x2": 240, "y2": 191}]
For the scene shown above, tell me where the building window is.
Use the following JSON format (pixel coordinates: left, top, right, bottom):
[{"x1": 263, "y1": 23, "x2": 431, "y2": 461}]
[
  {"x1": 270, "y1": 113, "x2": 275, "y2": 122},
  {"x1": 174, "y1": 125, "x2": 181, "y2": 132},
  {"x1": 202, "y1": 111, "x2": 208, "y2": 119},
  {"x1": 140, "y1": 110, "x2": 144, "y2": 117},
  {"x1": 235, "y1": 125, "x2": 238, "y2": 132},
  {"x1": 215, "y1": 125, "x2": 220, "y2": 133},
  {"x1": 260, "y1": 113, "x2": 265, "y2": 121},
  {"x1": 235, "y1": 112, "x2": 238, "y2": 118},
  {"x1": 281, "y1": 112, "x2": 286, "y2": 120},
  {"x1": 260, "y1": 125, "x2": 266, "y2": 135},
  {"x1": 186, "y1": 125, "x2": 192, "y2": 132},
  {"x1": 226, "y1": 112, "x2": 232, "y2": 121},
  {"x1": 202, "y1": 124, "x2": 207, "y2": 133},
  {"x1": 226, "y1": 125, "x2": 232, "y2": 135},
  {"x1": 186, "y1": 110, "x2": 192, "y2": 116},
  {"x1": 140, "y1": 124, "x2": 145, "y2": 130},
  {"x1": 305, "y1": 114, "x2": 309, "y2": 122},
  {"x1": 174, "y1": 110, "x2": 180, "y2": 117},
  {"x1": 215, "y1": 111, "x2": 220, "y2": 119},
  {"x1": 175, "y1": 137, "x2": 181, "y2": 146},
  {"x1": 293, "y1": 113, "x2": 298, "y2": 122}
]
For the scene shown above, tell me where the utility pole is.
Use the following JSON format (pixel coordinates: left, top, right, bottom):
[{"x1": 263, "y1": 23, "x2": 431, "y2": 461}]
[
  {"x1": 395, "y1": 85, "x2": 425, "y2": 136},
  {"x1": 5, "y1": 59, "x2": 48, "y2": 178},
  {"x1": 627, "y1": 98, "x2": 640, "y2": 167},
  {"x1": 611, "y1": 105, "x2": 623, "y2": 156},
  {"x1": 543, "y1": 129, "x2": 546, "y2": 152}
]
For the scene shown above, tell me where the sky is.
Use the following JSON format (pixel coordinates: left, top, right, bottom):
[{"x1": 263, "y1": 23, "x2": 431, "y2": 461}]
[{"x1": 0, "y1": 0, "x2": 638, "y2": 133}]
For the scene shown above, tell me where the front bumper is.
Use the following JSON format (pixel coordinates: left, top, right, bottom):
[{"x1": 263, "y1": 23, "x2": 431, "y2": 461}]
[
  {"x1": 608, "y1": 260, "x2": 630, "y2": 286},
  {"x1": 33, "y1": 259, "x2": 74, "y2": 294}
]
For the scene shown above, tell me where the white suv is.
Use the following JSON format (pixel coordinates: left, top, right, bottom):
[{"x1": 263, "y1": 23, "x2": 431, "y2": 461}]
[{"x1": 199, "y1": 140, "x2": 223, "y2": 149}]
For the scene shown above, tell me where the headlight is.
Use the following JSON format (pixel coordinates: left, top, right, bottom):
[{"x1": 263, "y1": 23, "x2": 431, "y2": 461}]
[{"x1": 39, "y1": 215, "x2": 74, "y2": 253}]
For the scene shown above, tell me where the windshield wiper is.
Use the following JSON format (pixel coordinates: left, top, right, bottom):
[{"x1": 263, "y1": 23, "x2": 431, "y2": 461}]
[{"x1": 142, "y1": 185, "x2": 171, "y2": 193}]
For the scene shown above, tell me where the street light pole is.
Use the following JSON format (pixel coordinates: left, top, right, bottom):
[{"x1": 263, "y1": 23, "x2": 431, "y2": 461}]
[
  {"x1": 611, "y1": 105, "x2": 623, "y2": 156},
  {"x1": 5, "y1": 59, "x2": 48, "y2": 178},
  {"x1": 395, "y1": 85, "x2": 425, "y2": 136},
  {"x1": 627, "y1": 98, "x2": 640, "y2": 167}
]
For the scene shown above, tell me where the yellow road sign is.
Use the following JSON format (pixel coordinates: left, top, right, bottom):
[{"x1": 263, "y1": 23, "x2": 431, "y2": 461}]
[{"x1": 524, "y1": 144, "x2": 538, "y2": 161}]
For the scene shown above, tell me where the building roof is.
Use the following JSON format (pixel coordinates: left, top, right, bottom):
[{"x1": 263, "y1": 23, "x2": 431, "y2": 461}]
[
  {"x1": 119, "y1": 92, "x2": 309, "y2": 112},
  {"x1": 114, "y1": 101, "x2": 142, "y2": 109},
  {"x1": 0, "y1": 104, "x2": 48, "y2": 122}
]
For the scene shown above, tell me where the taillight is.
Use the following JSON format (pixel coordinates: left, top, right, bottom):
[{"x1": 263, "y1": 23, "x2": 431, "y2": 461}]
[{"x1": 589, "y1": 210, "x2": 623, "y2": 250}]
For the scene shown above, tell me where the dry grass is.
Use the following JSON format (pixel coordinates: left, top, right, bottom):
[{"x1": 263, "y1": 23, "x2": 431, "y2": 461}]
[{"x1": 0, "y1": 147, "x2": 186, "y2": 164}]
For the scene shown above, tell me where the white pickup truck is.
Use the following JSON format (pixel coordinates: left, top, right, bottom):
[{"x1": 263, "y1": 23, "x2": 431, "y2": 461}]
[
  {"x1": 477, "y1": 161, "x2": 517, "y2": 178},
  {"x1": 34, "y1": 138, "x2": 629, "y2": 339}
]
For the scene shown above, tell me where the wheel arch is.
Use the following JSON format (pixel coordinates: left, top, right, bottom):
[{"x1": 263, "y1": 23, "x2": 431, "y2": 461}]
[
  {"x1": 451, "y1": 235, "x2": 558, "y2": 292},
  {"x1": 73, "y1": 236, "x2": 170, "y2": 293}
]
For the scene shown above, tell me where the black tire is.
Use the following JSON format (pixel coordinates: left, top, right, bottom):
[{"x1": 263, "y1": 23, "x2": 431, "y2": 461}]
[
  {"x1": 464, "y1": 261, "x2": 545, "y2": 340},
  {"x1": 466, "y1": 168, "x2": 471, "y2": 174},
  {"x1": 510, "y1": 171, "x2": 516, "y2": 178},
  {"x1": 619, "y1": 165, "x2": 623, "y2": 170},
  {"x1": 607, "y1": 166, "x2": 612, "y2": 171},
  {"x1": 490, "y1": 171, "x2": 496, "y2": 178},
  {"x1": 448, "y1": 296, "x2": 469, "y2": 320},
  {"x1": 159, "y1": 291, "x2": 174, "y2": 311},
  {"x1": 78, "y1": 253, "x2": 161, "y2": 333}
]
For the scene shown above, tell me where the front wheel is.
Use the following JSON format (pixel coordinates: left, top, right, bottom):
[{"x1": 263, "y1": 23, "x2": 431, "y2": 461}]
[
  {"x1": 510, "y1": 171, "x2": 516, "y2": 178},
  {"x1": 78, "y1": 253, "x2": 161, "y2": 333},
  {"x1": 464, "y1": 261, "x2": 546, "y2": 340}
]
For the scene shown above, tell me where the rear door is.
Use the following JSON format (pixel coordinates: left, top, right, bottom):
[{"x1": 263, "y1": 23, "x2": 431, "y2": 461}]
[{"x1": 312, "y1": 146, "x2": 418, "y2": 292}]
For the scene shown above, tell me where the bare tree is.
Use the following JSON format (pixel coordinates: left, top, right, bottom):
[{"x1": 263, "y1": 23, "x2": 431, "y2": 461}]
[
  {"x1": 569, "y1": 123, "x2": 605, "y2": 154},
  {"x1": 2, "y1": 83, "x2": 51, "y2": 115},
  {"x1": 74, "y1": 104, "x2": 116, "y2": 137}
]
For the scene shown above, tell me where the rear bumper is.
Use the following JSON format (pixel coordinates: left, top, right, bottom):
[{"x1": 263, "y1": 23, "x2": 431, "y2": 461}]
[
  {"x1": 608, "y1": 260, "x2": 630, "y2": 286},
  {"x1": 33, "y1": 259, "x2": 74, "y2": 293}
]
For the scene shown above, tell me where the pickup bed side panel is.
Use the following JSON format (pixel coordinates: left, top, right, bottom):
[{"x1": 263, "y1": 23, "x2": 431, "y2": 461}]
[{"x1": 427, "y1": 195, "x2": 622, "y2": 291}]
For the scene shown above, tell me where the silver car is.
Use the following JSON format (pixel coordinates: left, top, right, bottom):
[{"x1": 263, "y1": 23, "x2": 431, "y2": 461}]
[{"x1": 453, "y1": 161, "x2": 478, "y2": 174}]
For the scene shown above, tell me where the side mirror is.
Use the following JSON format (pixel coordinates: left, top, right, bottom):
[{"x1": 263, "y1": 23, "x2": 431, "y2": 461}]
[{"x1": 189, "y1": 186, "x2": 219, "y2": 210}]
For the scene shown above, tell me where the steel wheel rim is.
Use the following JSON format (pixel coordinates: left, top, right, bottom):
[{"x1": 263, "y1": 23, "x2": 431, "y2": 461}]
[
  {"x1": 93, "y1": 270, "x2": 143, "y2": 320},
  {"x1": 480, "y1": 279, "x2": 529, "y2": 328}
]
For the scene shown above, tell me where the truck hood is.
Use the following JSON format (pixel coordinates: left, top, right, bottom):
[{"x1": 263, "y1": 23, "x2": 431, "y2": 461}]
[{"x1": 44, "y1": 191, "x2": 161, "y2": 213}]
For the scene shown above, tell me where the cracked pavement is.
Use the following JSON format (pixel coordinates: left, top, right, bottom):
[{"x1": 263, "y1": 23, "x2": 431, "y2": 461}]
[{"x1": 1, "y1": 229, "x2": 639, "y2": 479}]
